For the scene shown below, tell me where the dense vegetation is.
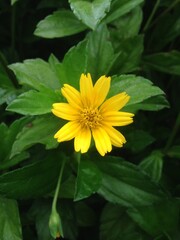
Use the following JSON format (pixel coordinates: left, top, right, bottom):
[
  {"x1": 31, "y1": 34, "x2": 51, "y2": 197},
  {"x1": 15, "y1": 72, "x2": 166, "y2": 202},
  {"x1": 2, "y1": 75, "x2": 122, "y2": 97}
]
[{"x1": 0, "y1": 0, "x2": 180, "y2": 239}]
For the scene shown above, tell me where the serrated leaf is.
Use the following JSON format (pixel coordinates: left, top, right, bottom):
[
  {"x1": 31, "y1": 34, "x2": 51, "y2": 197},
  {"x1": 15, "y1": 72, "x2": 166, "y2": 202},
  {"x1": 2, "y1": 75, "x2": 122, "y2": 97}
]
[
  {"x1": 110, "y1": 7, "x2": 143, "y2": 39},
  {"x1": 57, "y1": 40, "x2": 87, "y2": 89},
  {"x1": 128, "y1": 200, "x2": 180, "y2": 237},
  {"x1": 58, "y1": 24, "x2": 115, "y2": 87},
  {"x1": 74, "y1": 159, "x2": 102, "y2": 201},
  {"x1": 0, "y1": 154, "x2": 63, "y2": 199},
  {"x1": 127, "y1": 95, "x2": 169, "y2": 112},
  {"x1": 86, "y1": 24, "x2": 115, "y2": 80},
  {"x1": 105, "y1": 0, "x2": 144, "y2": 23},
  {"x1": 7, "y1": 89, "x2": 60, "y2": 115},
  {"x1": 69, "y1": 0, "x2": 111, "y2": 30},
  {"x1": 144, "y1": 51, "x2": 180, "y2": 76},
  {"x1": 34, "y1": 10, "x2": 87, "y2": 38},
  {"x1": 9, "y1": 59, "x2": 61, "y2": 91},
  {"x1": 10, "y1": 115, "x2": 61, "y2": 158},
  {"x1": 110, "y1": 35, "x2": 144, "y2": 74},
  {"x1": 0, "y1": 197, "x2": 22, "y2": 240},
  {"x1": 95, "y1": 156, "x2": 168, "y2": 207},
  {"x1": 108, "y1": 75, "x2": 165, "y2": 112}
]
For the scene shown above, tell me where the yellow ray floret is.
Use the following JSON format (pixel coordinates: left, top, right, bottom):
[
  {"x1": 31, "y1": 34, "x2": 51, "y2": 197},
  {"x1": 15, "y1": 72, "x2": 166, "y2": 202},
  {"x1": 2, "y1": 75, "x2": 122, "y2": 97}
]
[{"x1": 52, "y1": 73, "x2": 134, "y2": 156}]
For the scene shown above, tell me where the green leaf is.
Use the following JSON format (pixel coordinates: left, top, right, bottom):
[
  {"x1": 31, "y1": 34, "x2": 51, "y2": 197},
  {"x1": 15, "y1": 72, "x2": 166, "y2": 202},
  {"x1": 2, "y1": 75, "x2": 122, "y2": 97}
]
[
  {"x1": 108, "y1": 75, "x2": 165, "y2": 112},
  {"x1": 0, "y1": 65, "x2": 14, "y2": 88},
  {"x1": 0, "y1": 197, "x2": 22, "y2": 240},
  {"x1": 0, "y1": 117, "x2": 31, "y2": 169},
  {"x1": 34, "y1": 10, "x2": 87, "y2": 38},
  {"x1": 110, "y1": 35, "x2": 144, "y2": 74},
  {"x1": 60, "y1": 175, "x2": 76, "y2": 199},
  {"x1": 10, "y1": 115, "x2": 61, "y2": 158},
  {"x1": 144, "y1": 51, "x2": 180, "y2": 76},
  {"x1": 9, "y1": 59, "x2": 61, "y2": 91},
  {"x1": 30, "y1": 200, "x2": 78, "y2": 240},
  {"x1": 125, "y1": 130, "x2": 155, "y2": 153},
  {"x1": 0, "y1": 152, "x2": 29, "y2": 171},
  {"x1": 0, "y1": 123, "x2": 8, "y2": 161},
  {"x1": 139, "y1": 151, "x2": 164, "y2": 182},
  {"x1": 128, "y1": 200, "x2": 180, "y2": 237},
  {"x1": 100, "y1": 203, "x2": 142, "y2": 240},
  {"x1": 69, "y1": 0, "x2": 112, "y2": 30},
  {"x1": 74, "y1": 159, "x2": 102, "y2": 201},
  {"x1": 7, "y1": 89, "x2": 61, "y2": 115},
  {"x1": 105, "y1": 0, "x2": 144, "y2": 23},
  {"x1": 57, "y1": 40, "x2": 87, "y2": 89},
  {"x1": 95, "y1": 156, "x2": 168, "y2": 207},
  {"x1": 86, "y1": 24, "x2": 115, "y2": 80},
  {"x1": 33, "y1": 202, "x2": 53, "y2": 240},
  {"x1": 60, "y1": 202, "x2": 78, "y2": 240},
  {"x1": 129, "y1": 95, "x2": 169, "y2": 112},
  {"x1": 0, "y1": 64, "x2": 17, "y2": 105},
  {"x1": 58, "y1": 24, "x2": 115, "y2": 86},
  {"x1": 0, "y1": 87, "x2": 18, "y2": 105},
  {"x1": 167, "y1": 145, "x2": 180, "y2": 159},
  {"x1": 148, "y1": 12, "x2": 180, "y2": 51},
  {"x1": 110, "y1": 6, "x2": 143, "y2": 39},
  {"x1": 0, "y1": 153, "x2": 63, "y2": 199}
]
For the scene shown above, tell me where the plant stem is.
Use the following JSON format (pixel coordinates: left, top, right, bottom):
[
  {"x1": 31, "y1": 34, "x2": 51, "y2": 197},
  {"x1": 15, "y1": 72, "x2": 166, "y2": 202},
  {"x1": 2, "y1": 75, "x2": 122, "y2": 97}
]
[
  {"x1": 74, "y1": 151, "x2": 81, "y2": 164},
  {"x1": 164, "y1": 113, "x2": 180, "y2": 154},
  {"x1": 143, "y1": 0, "x2": 161, "y2": 32},
  {"x1": 52, "y1": 158, "x2": 66, "y2": 212}
]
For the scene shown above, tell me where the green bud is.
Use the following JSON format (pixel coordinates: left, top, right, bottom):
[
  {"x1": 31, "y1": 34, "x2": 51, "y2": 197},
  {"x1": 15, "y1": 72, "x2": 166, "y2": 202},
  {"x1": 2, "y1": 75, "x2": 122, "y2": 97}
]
[{"x1": 49, "y1": 209, "x2": 63, "y2": 239}]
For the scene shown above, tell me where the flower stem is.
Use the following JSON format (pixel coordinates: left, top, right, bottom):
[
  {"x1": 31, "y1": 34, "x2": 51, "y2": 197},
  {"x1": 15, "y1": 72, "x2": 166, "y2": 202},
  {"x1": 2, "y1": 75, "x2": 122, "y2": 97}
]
[
  {"x1": 164, "y1": 113, "x2": 180, "y2": 154},
  {"x1": 143, "y1": 0, "x2": 161, "y2": 32},
  {"x1": 74, "y1": 151, "x2": 81, "y2": 164},
  {"x1": 52, "y1": 158, "x2": 66, "y2": 211},
  {"x1": 49, "y1": 157, "x2": 66, "y2": 238}
]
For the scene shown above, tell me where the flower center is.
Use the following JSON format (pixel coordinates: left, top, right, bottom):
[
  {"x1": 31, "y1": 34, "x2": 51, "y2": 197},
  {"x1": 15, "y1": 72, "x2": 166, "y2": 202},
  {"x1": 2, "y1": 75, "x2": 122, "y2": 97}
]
[{"x1": 80, "y1": 107, "x2": 102, "y2": 128}]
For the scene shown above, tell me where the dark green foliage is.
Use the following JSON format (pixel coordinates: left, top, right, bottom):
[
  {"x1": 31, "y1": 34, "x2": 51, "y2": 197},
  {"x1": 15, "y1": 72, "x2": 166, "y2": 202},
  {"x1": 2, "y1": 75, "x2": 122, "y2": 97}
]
[{"x1": 0, "y1": 0, "x2": 180, "y2": 239}]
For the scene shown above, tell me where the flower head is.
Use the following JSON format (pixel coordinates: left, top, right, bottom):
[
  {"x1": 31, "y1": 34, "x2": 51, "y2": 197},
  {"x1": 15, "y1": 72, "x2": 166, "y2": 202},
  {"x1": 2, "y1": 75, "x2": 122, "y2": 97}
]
[{"x1": 52, "y1": 73, "x2": 134, "y2": 156}]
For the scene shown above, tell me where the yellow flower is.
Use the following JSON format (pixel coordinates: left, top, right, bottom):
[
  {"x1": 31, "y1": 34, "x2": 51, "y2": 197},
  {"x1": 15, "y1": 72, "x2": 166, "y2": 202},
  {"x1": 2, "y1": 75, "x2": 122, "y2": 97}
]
[{"x1": 52, "y1": 73, "x2": 134, "y2": 156}]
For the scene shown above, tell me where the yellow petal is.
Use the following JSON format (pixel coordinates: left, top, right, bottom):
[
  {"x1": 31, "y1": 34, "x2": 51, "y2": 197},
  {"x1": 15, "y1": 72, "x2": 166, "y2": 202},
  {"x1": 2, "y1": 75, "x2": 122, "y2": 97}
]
[
  {"x1": 52, "y1": 103, "x2": 80, "y2": 120},
  {"x1": 100, "y1": 92, "x2": 130, "y2": 112},
  {"x1": 103, "y1": 125, "x2": 126, "y2": 147},
  {"x1": 74, "y1": 127, "x2": 91, "y2": 153},
  {"x1": 80, "y1": 73, "x2": 94, "y2": 107},
  {"x1": 92, "y1": 127, "x2": 112, "y2": 156},
  {"x1": 54, "y1": 121, "x2": 80, "y2": 142},
  {"x1": 93, "y1": 76, "x2": 111, "y2": 107},
  {"x1": 61, "y1": 84, "x2": 82, "y2": 109},
  {"x1": 102, "y1": 111, "x2": 134, "y2": 126}
]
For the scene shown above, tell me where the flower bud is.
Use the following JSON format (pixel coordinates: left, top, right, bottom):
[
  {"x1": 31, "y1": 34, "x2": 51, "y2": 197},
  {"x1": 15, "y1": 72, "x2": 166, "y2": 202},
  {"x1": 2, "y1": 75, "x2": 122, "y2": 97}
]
[{"x1": 49, "y1": 209, "x2": 63, "y2": 239}]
